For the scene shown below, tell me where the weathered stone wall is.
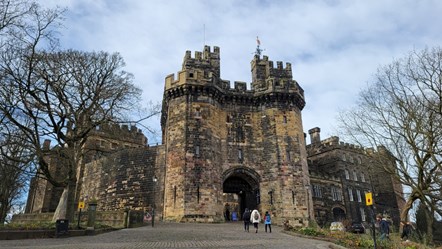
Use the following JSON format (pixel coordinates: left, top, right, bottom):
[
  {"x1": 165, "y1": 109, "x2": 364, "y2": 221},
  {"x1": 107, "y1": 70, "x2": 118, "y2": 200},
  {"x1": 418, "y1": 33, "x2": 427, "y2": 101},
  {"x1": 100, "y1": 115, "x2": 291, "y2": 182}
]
[
  {"x1": 13, "y1": 210, "x2": 143, "y2": 228},
  {"x1": 161, "y1": 45, "x2": 310, "y2": 226},
  {"x1": 26, "y1": 123, "x2": 150, "y2": 215},
  {"x1": 306, "y1": 129, "x2": 404, "y2": 228},
  {"x1": 80, "y1": 146, "x2": 165, "y2": 219}
]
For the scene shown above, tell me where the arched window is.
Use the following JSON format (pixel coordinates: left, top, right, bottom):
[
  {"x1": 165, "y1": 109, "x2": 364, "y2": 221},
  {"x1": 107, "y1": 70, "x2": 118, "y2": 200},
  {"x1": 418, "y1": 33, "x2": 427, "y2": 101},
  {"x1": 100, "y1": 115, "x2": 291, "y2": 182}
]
[{"x1": 348, "y1": 188, "x2": 354, "y2": 201}]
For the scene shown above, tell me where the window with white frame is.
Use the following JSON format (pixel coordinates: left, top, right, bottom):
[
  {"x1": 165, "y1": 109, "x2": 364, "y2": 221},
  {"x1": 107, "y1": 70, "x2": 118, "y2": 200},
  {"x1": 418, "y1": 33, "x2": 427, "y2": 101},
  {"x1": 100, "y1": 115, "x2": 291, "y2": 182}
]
[
  {"x1": 360, "y1": 207, "x2": 366, "y2": 222},
  {"x1": 345, "y1": 169, "x2": 350, "y2": 180},
  {"x1": 353, "y1": 170, "x2": 358, "y2": 181},
  {"x1": 356, "y1": 189, "x2": 362, "y2": 202},
  {"x1": 348, "y1": 188, "x2": 354, "y2": 201},
  {"x1": 313, "y1": 185, "x2": 322, "y2": 198},
  {"x1": 331, "y1": 186, "x2": 342, "y2": 201}
]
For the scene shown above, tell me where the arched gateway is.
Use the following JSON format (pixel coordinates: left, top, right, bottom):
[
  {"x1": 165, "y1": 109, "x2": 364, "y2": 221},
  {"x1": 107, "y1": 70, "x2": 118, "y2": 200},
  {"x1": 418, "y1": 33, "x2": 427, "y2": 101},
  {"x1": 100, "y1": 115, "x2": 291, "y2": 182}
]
[
  {"x1": 332, "y1": 207, "x2": 346, "y2": 221},
  {"x1": 222, "y1": 167, "x2": 260, "y2": 219},
  {"x1": 161, "y1": 45, "x2": 312, "y2": 227}
]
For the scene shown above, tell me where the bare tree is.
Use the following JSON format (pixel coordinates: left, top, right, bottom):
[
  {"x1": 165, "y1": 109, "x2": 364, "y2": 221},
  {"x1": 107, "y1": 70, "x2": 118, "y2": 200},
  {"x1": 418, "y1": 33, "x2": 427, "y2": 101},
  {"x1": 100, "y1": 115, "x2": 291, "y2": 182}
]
[
  {"x1": 1, "y1": 48, "x2": 143, "y2": 222},
  {"x1": 0, "y1": 125, "x2": 35, "y2": 223},
  {"x1": 0, "y1": 1, "x2": 160, "y2": 223},
  {"x1": 0, "y1": 0, "x2": 33, "y2": 34},
  {"x1": 0, "y1": 0, "x2": 63, "y2": 222},
  {"x1": 338, "y1": 47, "x2": 442, "y2": 243}
]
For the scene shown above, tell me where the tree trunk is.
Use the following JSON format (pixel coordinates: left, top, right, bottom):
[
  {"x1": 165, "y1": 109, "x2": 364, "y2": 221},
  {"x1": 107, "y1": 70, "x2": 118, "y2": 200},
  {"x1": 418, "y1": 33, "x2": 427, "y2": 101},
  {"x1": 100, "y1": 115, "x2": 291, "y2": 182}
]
[
  {"x1": 400, "y1": 196, "x2": 416, "y2": 222},
  {"x1": 0, "y1": 200, "x2": 8, "y2": 223},
  {"x1": 424, "y1": 207, "x2": 434, "y2": 245},
  {"x1": 52, "y1": 187, "x2": 68, "y2": 222},
  {"x1": 52, "y1": 180, "x2": 77, "y2": 222}
]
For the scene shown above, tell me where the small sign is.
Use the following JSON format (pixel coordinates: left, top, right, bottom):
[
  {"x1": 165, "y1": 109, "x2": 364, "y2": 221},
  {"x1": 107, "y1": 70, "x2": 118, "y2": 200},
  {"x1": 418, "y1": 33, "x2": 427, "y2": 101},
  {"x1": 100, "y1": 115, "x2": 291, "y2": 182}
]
[
  {"x1": 365, "y1": 192, "x2": 373, "y2": 206},
  {"x1": 78, "y1": 201, "x2": 85, "y2": 209}
]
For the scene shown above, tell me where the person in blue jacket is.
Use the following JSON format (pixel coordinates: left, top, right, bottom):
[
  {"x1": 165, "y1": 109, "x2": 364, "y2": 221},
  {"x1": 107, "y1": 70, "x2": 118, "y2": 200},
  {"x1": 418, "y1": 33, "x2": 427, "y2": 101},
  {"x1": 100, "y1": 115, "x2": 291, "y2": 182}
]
[{"x1": 264, "y1": 211, "x2": 272, "y2": 233}]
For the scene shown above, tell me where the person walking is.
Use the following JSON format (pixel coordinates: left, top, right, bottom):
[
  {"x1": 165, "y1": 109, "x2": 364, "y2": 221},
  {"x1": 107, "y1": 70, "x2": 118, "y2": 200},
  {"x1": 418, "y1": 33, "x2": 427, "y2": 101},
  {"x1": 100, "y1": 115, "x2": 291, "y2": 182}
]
[
  {"x1": 264, "y1": 211, "x2": 272, "y2": 233},
  {"x1": 401, "y1": 221, "x2": 412, "y2": 242},
  {"x1": 379, "y1": 217, "x2": 390, "y2": 240},
  {"x1": 225, "y1": 208, "x2": 230, "y2": 221},
  {"x1": 250, "y1": 208, "x2": 261, "y2": 233},
  {"x1": 242, "y1": 208, "x2": 251, "y2": 232}
]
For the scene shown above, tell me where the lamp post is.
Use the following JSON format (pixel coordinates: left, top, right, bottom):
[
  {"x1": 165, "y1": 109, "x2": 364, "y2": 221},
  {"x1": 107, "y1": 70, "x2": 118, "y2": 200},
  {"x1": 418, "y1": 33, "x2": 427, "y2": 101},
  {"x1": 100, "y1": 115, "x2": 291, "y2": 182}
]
[{"x1": 152, "y1": 175, "x2": 157, "y2": 227}]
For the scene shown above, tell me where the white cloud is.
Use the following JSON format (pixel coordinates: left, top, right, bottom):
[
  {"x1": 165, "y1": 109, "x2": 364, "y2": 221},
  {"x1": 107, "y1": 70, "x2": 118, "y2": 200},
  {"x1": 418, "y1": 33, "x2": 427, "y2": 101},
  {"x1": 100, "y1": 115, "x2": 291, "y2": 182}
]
[{"x1": 40, "y1": 0, "x2": 442, "y2": 144}]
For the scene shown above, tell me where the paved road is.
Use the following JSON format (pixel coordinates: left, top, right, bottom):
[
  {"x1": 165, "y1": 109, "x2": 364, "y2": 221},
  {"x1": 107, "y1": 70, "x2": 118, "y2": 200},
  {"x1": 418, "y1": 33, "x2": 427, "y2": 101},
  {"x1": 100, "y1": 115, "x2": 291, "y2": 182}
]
[{"x1": 0, "y1": 222, "x2": 337, "y2": 249}]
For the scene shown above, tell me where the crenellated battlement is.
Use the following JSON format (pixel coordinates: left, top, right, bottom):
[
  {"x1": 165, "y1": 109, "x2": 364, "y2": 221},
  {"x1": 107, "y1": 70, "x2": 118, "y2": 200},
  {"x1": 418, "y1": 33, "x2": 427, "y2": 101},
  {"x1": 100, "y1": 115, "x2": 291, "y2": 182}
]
[
  {"x1": 250, "y1": 54, "x2": 295, "y2": 92},
  {"x1": 164, "y1": 45, "x2": 305, "y2": 109},
  {"x1": 92, "y1": 123, "x2": 147, "y2": 145},
  {"x1": 253, "y1": 55, "x2": 293, "y2": 78},
  {"x1": 165, "y1": 45, "x2": 221, "y2": 91},
  {"x1": 306, "y1": 129, "x2": 388, "y2": 156},
  {"x1": 183, "y1": 45, "x2": 220, "y2": 61}
]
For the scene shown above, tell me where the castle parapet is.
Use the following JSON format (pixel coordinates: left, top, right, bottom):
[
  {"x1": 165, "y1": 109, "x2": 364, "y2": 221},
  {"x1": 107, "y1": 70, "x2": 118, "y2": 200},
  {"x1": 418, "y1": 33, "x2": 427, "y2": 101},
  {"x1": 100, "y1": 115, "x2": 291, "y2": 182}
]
[
  {"x1": 234, "y1": 81, "x2": 247, "y2": 92},
  {"x1": 93, "y1": 123, "x2": 147, "y2": 146},
  {"x1": 165, "y1": 46, "x2": 220, "y2": 90},
  {"x1": 163, "y1": 45, "x2": 305, "y2": 109}
]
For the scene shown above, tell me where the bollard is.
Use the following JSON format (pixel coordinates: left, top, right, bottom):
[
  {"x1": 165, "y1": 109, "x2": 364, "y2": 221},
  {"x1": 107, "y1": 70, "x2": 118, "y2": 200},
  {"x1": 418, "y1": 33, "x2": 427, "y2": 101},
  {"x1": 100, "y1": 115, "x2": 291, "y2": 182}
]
[
  {"x1": 123, "y1": 208, "x2": 129, "y2": 228},
  {"x1": 86, "y1": 201, "x2": 97, "y2": 234}
]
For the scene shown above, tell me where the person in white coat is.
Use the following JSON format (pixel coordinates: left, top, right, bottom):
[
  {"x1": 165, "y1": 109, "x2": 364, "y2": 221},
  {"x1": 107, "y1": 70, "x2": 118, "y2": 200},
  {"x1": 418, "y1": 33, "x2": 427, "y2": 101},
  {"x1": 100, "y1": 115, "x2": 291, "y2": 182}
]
[{"x1": 250, "y1": 209, "x2": 261, "y2": 233}]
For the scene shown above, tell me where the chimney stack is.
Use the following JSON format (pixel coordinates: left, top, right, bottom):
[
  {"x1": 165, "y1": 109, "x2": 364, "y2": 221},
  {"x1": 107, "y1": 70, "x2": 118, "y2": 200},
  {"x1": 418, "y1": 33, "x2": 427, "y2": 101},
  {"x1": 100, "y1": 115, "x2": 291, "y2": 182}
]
[{"x1": 308, "y1": 127, "x2": 321, "y2": 144}]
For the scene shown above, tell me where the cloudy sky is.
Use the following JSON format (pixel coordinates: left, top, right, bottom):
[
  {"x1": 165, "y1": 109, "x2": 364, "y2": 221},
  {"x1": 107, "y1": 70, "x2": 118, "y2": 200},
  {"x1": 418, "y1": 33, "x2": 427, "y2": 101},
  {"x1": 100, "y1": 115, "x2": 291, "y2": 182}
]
[{"x1": 42, "y1": 0, "x2": 442, "y2": 144}]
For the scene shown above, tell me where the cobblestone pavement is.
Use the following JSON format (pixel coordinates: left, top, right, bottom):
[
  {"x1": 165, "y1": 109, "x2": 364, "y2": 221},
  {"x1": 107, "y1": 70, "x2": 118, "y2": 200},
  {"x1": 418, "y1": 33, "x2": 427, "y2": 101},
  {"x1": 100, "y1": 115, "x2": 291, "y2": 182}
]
[{"x1": 0, "y1": 222, "x2": 336, "y2": 249}]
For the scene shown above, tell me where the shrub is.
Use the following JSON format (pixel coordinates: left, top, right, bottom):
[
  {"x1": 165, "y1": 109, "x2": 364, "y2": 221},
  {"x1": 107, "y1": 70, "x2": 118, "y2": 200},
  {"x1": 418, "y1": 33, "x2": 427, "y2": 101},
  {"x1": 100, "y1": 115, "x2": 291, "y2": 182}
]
[{"x1": 297, "y1": 227, "x2": 325, "y2": 237}]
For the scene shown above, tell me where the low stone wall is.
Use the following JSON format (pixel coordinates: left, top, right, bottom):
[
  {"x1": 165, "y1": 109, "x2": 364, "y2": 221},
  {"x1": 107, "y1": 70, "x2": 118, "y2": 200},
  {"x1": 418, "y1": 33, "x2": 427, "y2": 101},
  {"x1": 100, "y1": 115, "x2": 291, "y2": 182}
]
[
  {"x1": 11, "y1": 210, "x2": 146, "y2": 229},
  {"x1": 11, "y1": 213, "x2": 54, "y2": 223}
]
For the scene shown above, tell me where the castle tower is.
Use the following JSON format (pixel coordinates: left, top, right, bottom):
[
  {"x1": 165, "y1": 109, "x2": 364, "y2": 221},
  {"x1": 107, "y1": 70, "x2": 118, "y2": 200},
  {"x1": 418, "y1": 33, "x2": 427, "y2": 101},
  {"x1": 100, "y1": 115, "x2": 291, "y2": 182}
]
[{"x1": 161, "y1": 45, "x2": 311, "y2": 226}]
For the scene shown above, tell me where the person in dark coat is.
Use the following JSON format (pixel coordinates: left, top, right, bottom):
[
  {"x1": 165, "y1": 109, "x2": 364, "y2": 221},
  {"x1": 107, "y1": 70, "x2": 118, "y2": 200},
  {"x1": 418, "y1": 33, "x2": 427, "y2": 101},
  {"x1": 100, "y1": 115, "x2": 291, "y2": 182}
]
[
  {"x1": 242, "y1": 208, "x2": 251, "y2": 232},
  {"x1": 225, "y1": 208, "x2": 230, "y2": 221},
  {"x1": 401, "y1": 221, "x2": 412, "y2": 241},
  {"x1": 379, "y1": 217, "x2": 390, "y2": 240}
]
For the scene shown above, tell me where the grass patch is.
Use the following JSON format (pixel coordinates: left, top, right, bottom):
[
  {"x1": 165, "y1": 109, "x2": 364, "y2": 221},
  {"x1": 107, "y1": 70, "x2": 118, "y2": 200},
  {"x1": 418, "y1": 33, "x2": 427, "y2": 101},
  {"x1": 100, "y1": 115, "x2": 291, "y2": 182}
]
[
  {"x1": 0, "y1": 221, "x2": 55, "y2": 230},
  {"x1": 286, "y1": 226, "x2": 435, "y2": 249}
]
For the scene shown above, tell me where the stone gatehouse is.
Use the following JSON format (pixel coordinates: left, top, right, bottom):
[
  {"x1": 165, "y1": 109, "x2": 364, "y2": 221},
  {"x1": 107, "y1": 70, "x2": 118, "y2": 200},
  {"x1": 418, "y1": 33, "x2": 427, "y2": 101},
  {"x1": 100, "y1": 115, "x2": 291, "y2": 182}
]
[{"x1": 25, "y1": 45, "x2": 403, "y2": 228}]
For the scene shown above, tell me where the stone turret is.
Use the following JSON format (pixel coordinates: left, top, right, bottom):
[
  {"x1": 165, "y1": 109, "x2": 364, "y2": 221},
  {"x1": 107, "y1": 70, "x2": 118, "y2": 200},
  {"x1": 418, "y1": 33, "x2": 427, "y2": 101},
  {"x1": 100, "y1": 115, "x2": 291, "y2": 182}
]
[
  {"x1": 251, "y1": 54, "x2": 302, "y2": 96},
  {"x1": 161, "y1": 45, "x2": 311, "y2": 226},
  {"x1": 165, "y1": 46, "x2": 221, "y2": 90}
]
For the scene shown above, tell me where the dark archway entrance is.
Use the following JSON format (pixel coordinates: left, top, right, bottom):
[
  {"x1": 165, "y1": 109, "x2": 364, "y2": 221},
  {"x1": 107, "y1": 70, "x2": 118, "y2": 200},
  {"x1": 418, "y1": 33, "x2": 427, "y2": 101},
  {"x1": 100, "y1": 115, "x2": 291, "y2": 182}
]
[
  {"x1": 333, "y1": 207, "x2": 346, "y2": 221},
  {"x1": 222, "y1": 167, "x2": 260, "y2": 221}
]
